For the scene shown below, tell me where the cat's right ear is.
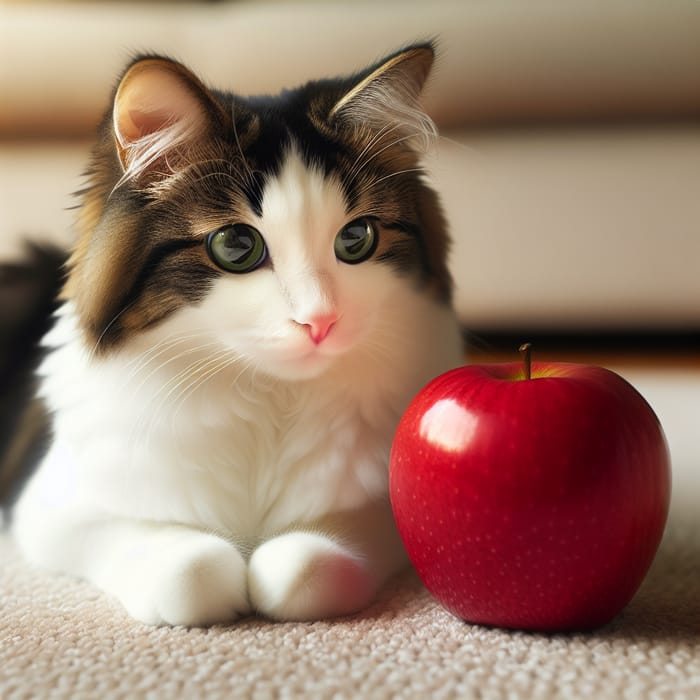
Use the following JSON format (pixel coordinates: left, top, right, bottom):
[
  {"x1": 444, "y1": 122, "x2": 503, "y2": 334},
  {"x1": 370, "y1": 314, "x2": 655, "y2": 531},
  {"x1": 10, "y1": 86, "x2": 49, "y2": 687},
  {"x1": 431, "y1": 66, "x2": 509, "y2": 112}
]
[
  {"x1": 112, "y1": 57, "x2": 218, "y2": 184},
  {"x1": 328, "y1": 44, "x2": 437, "y2": 150}
]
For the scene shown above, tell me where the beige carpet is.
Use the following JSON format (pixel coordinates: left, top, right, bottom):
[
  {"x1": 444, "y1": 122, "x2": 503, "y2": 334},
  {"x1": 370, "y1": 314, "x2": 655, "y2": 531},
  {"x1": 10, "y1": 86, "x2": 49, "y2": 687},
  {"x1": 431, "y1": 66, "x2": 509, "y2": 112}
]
[{"x1": 2, "y1": 365, "x2": 699, "y2": 699}]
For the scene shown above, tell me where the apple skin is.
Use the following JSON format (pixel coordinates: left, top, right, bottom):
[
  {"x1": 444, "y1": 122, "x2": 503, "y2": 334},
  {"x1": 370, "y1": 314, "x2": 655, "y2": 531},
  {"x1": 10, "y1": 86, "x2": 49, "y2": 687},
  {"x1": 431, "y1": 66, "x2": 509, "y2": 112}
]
[{"x1": 389, "y1": 361, "x2": 671, "y2": 632}]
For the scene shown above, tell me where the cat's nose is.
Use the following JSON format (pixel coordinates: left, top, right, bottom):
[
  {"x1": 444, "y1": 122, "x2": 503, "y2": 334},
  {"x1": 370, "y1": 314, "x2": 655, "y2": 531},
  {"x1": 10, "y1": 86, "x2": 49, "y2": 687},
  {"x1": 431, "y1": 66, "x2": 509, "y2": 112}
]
[{"x1": 302, "y1": 314, "x2": 337, "y2": 345}]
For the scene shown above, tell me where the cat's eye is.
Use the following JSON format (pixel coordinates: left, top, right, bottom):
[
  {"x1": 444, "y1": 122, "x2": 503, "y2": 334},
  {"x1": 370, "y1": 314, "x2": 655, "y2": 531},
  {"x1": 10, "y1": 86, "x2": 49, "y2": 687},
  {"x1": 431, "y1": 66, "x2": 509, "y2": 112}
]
[
  {"x1": 334, "y1": 218, "x2": 377, "y2": 264},
  {"x1": 207, "y1": 224, "x2": 267, "y2": 273}
]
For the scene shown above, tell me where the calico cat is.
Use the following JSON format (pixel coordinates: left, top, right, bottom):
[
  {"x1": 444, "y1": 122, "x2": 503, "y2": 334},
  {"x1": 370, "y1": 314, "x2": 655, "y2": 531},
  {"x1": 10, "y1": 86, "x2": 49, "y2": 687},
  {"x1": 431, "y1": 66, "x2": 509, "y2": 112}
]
[{"x1": 8, "y1": 43, "x2": 464, "y2": 626}]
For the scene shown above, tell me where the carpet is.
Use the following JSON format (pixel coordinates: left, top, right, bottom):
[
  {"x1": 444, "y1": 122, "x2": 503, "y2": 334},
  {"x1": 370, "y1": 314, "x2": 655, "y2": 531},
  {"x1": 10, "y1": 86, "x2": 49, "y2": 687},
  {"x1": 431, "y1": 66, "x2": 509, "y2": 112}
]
[{"x1": 2, "y1": 365, "x2": 699, "y2": 699}]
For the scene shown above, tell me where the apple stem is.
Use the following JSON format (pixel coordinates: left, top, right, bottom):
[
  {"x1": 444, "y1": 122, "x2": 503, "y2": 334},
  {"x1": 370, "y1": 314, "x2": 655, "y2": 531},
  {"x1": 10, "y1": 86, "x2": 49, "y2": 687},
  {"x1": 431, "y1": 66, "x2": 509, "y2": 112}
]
[{"x1": 519, "y1": 343, "x2": 532, "y2": 380}]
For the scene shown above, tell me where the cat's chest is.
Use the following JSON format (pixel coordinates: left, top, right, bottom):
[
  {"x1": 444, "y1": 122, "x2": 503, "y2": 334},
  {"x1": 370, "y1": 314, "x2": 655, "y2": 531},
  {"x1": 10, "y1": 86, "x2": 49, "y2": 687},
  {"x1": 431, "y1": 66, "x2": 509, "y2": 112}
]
[
  {"x1": 41, "y1": 312, "x2": 413, "y2": 539},
  {"x1": 118, "y1": 366, "x2": 394, "y2": 537}
]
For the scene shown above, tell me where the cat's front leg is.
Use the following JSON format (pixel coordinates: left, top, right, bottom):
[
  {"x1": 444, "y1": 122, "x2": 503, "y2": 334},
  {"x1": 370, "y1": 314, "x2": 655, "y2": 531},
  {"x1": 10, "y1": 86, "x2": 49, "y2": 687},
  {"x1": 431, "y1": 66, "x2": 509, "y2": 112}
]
[
  {"x1": 14, "y1": 506, "x2": 249, "y2": 626},
  {"x1": 93, "y1": 523, "x2": 251, "y2": 626},
  {"x1": 248, "y1": 500, "x2": 408, "y2": 621}
]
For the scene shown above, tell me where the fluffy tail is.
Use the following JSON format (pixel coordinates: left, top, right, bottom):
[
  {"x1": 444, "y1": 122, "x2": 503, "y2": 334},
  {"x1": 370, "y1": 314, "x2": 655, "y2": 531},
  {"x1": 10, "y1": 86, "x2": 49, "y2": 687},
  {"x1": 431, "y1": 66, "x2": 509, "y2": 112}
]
[{"x1": 0, "y1": 243, "x2": 67, "y2": 507}]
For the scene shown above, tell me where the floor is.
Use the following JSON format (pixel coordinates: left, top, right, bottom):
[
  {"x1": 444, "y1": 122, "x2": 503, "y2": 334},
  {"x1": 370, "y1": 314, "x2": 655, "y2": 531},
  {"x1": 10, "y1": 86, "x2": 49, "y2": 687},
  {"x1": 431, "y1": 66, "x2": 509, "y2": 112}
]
[{"x1": 1, "y1": 338, "x2": 699, "y2": 699}]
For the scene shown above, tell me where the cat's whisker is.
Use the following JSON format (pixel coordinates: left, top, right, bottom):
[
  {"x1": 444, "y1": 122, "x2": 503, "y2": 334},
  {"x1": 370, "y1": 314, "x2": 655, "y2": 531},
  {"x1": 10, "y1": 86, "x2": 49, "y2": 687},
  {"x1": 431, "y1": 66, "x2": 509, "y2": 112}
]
[
  {"x1": 342, "y1": 122, "x2": 402, "y2": 187},
  {"x1": 132, "y1": 331, "x2": 258, "y2": 410},
  {"x1": 359, "y1": 335, "x2": 397, "y2": 364},
  {"x1": 127, "y1": 338, "x2": 223, "y2": 405},
  {"x1": 86, "y1": 302, "x2": 137, "y2": 363},
  {"x1": 122, "y1": 328, "x2": 217, "y2": 370},
  {"x1": 352, "y1": 119, "x2": 431, "y2": 174},
  {"x1": 359, "y1": 314, "x2": 412, "y2": 360},
  {"x1": 231, "y1": 103, "x2": 257, "y2": 189},
  {"x1": 120, "y1": 335, "x2": 220, "y2": 396},
  {"x1": 143, "y1": 347, "x2": 230, "y2": 411},
  {"x1": 188, "y1": 169, "x2": 241, "y2": 189},
  {"x1": 340, "y1": 130, "x2": 429, "y2": 213},
  {"x1": 168, "y1": 352, "x2": 240, "y2": 428},
  {"x1": 159, "y1": 353, "x2": 242, "y2": 449},
  {"x1": 122, "y1": 330, "x2": 209, "y2": 372},
  {"x1": 362, "y1": 134, "x2": 424, "y2": 176},
  {"x1": 125, "y1": 337, "x2": 224, "y2": 399},
  {"x1": 352, "y1": 167, "x2": 426, "y2": 202},
  {"x1": 127, "y1": 348, "x2": 236, "y2": 461},
  {"x1": 347, "y1": 127, "x2": 402, "y2": 183},
  {"x1": 437, "y1": 133, "x2": 486, "y2": 158},
  {"x1": 229, "y1": 357, "x2": 255, "y2": 390},
  {"x1": 343, "y1": 134, "x2": 417, "y2": 196}
]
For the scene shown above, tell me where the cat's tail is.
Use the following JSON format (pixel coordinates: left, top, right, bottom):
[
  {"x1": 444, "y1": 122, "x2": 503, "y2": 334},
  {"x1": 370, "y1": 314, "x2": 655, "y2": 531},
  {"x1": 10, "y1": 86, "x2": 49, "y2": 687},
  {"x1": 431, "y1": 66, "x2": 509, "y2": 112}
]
[{"x1": 0, "y1": 243, "x2": 67, "y2": 512}]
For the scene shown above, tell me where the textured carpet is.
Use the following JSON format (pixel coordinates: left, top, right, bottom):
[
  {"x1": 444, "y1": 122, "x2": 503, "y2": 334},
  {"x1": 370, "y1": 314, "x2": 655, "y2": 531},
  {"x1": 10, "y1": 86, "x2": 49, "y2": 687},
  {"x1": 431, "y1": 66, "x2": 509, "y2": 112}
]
[{"x1": 2, "y1": 366, "x2": 699, "y2": 700}]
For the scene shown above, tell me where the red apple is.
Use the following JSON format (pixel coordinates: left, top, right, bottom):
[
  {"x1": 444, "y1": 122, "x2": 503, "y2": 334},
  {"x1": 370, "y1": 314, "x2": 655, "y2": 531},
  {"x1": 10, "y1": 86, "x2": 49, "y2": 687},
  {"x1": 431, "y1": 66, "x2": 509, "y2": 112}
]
[{"x1": 389, "y1": 348, "x2": 671, "y2": 631}]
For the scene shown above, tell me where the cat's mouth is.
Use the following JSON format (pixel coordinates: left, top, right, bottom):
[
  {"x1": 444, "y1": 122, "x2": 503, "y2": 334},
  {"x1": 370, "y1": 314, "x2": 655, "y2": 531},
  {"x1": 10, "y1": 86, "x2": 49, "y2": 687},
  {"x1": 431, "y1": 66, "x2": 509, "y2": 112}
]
[
  {"x1": 291, "y1": 339, "x2": 339, "y2": 366},
  {"x1": 263, "y1": 327, "x2": 352, "y2": 380}
]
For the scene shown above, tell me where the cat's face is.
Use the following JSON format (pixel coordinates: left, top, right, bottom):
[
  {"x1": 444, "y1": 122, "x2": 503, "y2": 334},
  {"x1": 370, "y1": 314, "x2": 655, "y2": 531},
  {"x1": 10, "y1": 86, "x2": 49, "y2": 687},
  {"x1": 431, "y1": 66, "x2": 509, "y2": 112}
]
[
  {"x1": 190, "y1": 148, "x2": 390, "y2": 380},
  {"x1": 63, "y1": 46, "x2": 453, "y2": 381},
  {"x1": 160, "y1": 145, "x2": 414, "y2": 381}
]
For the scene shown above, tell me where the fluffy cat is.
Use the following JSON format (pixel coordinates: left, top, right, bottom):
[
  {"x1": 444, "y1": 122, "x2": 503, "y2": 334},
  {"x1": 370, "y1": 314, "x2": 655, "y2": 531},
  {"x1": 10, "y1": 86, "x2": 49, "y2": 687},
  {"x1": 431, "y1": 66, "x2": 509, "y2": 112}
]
[{"x1": 9, "y1": 43, "x2": 464, "y2": 626}]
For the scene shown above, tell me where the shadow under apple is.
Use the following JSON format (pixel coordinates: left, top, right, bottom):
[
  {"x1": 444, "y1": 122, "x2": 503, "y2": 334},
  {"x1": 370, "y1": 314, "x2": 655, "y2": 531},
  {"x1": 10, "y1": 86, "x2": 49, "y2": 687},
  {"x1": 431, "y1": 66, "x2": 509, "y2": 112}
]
[{"x1": 598, "y1": 513, "x2": 700, "y2": 642}]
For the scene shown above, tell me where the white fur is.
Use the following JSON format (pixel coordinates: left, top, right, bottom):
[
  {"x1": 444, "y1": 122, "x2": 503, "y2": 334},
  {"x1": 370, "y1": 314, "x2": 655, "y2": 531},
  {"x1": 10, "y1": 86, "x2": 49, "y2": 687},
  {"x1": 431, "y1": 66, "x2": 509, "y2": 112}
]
[{"x1": 13, "y1": 146, "x2": 463, "y2": 626}]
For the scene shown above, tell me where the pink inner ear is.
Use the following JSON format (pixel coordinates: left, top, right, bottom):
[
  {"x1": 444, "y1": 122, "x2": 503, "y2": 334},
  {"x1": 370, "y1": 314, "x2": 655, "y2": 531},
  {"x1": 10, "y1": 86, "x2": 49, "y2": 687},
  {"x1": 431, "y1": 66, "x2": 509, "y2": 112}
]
[
  {"x1": 113, "y1": 61, "x2": 208, "y2": 152},
  {"x1": 127, "y1": 108, "x2": 175, "y2": 140}
]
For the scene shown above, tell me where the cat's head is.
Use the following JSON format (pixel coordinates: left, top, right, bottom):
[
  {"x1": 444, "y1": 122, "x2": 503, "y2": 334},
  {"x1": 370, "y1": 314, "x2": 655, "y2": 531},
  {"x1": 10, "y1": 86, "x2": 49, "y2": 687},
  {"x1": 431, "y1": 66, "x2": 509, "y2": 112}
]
[{"x1": 63, "y1": 43, "x2": 454, "y2": 380}]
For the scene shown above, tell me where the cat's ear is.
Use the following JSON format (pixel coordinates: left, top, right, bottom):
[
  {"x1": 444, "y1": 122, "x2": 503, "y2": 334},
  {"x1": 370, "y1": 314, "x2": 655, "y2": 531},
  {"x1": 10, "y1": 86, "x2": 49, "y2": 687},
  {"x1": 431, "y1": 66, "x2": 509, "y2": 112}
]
[
  {"x1": 113, "y1": 57, "x2": 217, "y2": 184},
  {"x1": 329, "y1": 44, "x2": 437, "y2": 148}
]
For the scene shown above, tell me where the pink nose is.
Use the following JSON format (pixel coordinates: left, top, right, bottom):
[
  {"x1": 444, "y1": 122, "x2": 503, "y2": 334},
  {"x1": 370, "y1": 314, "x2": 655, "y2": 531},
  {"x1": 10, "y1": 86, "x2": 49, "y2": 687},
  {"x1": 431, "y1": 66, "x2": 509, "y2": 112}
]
[{"x1": 303, "y1": 314, "x2": 337, "y2": 345}]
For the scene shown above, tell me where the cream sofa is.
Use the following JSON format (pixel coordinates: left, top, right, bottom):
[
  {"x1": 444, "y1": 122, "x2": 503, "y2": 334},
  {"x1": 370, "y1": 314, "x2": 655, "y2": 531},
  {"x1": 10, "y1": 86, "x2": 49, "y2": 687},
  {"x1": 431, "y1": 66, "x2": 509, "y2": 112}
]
[{"x1": 1, "y1": 0, "x2": 699, "y2": 331}]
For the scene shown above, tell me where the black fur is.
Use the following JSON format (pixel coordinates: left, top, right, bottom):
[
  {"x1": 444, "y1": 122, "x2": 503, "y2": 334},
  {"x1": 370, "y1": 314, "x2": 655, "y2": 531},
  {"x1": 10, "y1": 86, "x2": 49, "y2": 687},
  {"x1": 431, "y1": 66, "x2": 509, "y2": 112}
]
[{"x1": 0, "y1": 243, "x2": 66, "y2": 505}]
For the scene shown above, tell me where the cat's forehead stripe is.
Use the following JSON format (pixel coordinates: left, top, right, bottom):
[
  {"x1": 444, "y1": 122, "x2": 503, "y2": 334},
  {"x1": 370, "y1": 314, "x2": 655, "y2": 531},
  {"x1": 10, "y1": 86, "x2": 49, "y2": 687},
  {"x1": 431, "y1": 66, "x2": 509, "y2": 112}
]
[{"x1": 257, "y1": 145, "x2": 347, "y2": 243}]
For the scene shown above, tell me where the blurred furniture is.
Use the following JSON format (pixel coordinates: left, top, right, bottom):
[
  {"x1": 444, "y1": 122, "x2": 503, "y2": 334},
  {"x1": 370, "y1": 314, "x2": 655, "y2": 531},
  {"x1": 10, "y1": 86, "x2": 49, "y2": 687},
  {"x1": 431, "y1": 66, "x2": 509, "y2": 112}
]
[{"x1": 1, "y1": 0, "x2": 699, "y2": 331}]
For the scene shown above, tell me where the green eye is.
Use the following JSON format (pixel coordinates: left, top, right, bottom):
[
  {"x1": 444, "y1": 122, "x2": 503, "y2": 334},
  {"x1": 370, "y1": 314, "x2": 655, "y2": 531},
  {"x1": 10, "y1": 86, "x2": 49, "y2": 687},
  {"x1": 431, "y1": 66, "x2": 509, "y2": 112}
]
[
  {"x1": 207, "y1": 224, "x2": 267, "y2": 273},
  {"x1": 334, "y1": 218, "x2": 377, "y2": 264}
]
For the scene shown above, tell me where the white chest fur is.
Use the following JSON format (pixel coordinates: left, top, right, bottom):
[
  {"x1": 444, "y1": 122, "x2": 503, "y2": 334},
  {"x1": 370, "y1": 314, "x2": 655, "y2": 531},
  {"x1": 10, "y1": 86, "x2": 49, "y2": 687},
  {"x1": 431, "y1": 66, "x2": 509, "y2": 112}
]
[{"x1": 29, "y1": 298, "x2": 462, "y2": 548}]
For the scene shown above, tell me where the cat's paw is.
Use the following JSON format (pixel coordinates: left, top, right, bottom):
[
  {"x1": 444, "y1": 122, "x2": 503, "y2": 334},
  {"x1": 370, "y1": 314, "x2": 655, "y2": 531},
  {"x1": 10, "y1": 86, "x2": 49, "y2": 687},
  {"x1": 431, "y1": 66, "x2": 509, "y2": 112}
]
[
  {"x1": 119, "y1": 531, "x2": 250, "y2": 627},
  {"x1": 248, "y1": 532, "x2": 377, "y2": 621}
]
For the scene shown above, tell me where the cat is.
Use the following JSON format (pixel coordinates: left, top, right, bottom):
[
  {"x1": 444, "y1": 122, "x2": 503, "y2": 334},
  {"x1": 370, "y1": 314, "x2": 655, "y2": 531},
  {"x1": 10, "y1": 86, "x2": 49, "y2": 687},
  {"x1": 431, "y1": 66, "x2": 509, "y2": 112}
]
[{"x1": 7, "y1": 42, "x2": 464, "y2": 626}]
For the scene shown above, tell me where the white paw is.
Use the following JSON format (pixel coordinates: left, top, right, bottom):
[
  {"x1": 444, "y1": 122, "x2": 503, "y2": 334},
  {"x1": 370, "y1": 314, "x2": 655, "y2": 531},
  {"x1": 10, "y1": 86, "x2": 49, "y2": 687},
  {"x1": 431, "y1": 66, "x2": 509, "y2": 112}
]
[
  {"x1": 248, "y1": 532, "x2": 378, "y2": 621},
  {"x1": 116, "y1": 531, "x2": 249, "y2": 627}
]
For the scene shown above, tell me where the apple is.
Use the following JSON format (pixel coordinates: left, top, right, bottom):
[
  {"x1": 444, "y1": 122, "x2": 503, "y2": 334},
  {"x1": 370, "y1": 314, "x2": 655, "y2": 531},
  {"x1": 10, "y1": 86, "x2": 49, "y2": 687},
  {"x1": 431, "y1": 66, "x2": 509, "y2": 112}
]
[{"x1": 389, "y1": 346, "x2": 671, "y2": 632}]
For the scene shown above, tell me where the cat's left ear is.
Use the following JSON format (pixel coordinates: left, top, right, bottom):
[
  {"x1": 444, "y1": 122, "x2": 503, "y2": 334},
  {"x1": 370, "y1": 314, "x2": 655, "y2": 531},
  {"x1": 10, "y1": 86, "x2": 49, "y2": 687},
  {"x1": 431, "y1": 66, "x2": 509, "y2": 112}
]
[
  {"x1": 328, "y1": 43, "x2": 436, "y2": 148},
  {"x1": 112, "y1": 56, "x2": 220, "y2": 183}
]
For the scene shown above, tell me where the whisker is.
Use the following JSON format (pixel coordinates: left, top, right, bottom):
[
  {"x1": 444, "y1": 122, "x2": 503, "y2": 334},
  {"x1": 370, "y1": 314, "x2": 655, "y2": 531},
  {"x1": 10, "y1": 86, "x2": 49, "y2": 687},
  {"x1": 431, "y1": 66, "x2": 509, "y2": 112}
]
[
  {"x1": 352, "y1": 167, "x2": 425, "y2": 202},
  {"x1": 169, "y1": 352, "x2": 240, "y2": 426},
  {"x1": 342, "y1": 122, "x2": 401, "y2": 188},
  {"x1": 231, "y1": 102, "x2": 256, "y2": 188},
  {"x1": 86, "y1": 302, "x2": 137, "y2": 362},
  {"x1": 126, "y1": 337, "x2": 224, "y2": 398},
  {"x1": 126, "y1": 347, "x2": 235, "y2": 460},
  {"x1": 122, "y1": 330, "x2": 210, "y2": 372},
  {"x1": 344, "y1": 131, "x2": 420, "y2": 191},
  {"x1": 437, "y1": 133, "x2": 485, "y2": 158},
  {"x1": 188, "y1": 170, "x2": 241, "y2": 188},
  {"x1": 151, "y1": 348, "x2": 232, "y2": 411},
  {"x1": 229, "y1": 357, "x2": 255, "y2": 390}
]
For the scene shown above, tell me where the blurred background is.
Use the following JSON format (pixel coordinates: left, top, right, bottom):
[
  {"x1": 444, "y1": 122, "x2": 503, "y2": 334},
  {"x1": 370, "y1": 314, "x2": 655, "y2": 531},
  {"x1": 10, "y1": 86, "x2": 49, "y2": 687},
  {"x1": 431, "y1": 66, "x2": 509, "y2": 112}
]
[{"x1": 1, "y1": 0, "x2": 699, "y2": 361}]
